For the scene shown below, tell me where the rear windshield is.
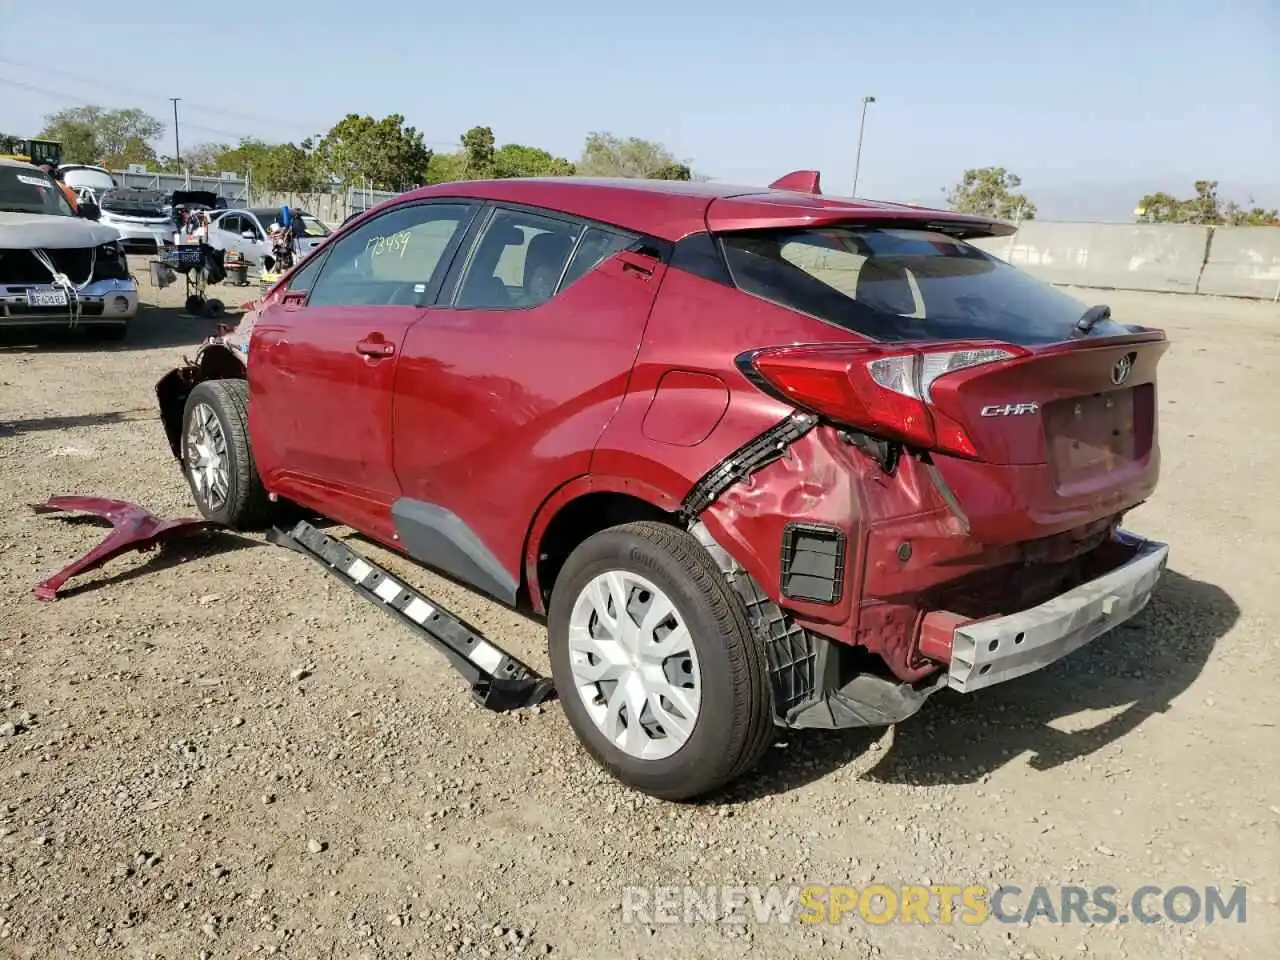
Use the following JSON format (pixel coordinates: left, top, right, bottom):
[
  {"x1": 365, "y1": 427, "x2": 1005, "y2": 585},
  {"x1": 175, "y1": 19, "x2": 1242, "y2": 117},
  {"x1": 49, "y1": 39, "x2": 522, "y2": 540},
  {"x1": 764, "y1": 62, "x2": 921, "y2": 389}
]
[{"x1": 719, "y1": 226, "x2": 1131, "y2": 345}]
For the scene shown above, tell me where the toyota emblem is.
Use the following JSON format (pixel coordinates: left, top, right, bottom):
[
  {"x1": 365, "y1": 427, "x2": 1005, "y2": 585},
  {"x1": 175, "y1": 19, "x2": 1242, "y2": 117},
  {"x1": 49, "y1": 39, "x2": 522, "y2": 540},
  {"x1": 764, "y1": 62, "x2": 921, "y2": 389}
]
[{"x1": 1111, "y1": 353, "x2": 1134, "y2": 385}]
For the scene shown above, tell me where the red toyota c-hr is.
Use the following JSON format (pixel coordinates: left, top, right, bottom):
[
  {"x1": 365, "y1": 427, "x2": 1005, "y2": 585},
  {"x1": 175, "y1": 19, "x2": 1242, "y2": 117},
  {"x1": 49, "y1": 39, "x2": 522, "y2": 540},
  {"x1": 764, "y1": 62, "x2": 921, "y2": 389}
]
[{"x1": 158, "y1": 170, "x2": 1169, "y2": 800}]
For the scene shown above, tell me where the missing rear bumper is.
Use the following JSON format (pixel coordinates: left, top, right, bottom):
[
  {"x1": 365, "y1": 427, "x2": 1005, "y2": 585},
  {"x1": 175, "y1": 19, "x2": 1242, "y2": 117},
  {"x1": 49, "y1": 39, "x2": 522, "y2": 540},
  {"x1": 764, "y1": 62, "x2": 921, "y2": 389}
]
[{"x1": 947, "y1": 533, "x2": 1169, "y2": 693}]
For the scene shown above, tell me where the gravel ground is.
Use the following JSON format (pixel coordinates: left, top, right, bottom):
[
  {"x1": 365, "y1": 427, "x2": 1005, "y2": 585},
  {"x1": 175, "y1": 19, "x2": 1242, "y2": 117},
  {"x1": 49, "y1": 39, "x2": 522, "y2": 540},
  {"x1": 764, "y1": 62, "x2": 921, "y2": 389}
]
[{"x1": 0, "y1": 267, "x2": 1277, "y2": 959}]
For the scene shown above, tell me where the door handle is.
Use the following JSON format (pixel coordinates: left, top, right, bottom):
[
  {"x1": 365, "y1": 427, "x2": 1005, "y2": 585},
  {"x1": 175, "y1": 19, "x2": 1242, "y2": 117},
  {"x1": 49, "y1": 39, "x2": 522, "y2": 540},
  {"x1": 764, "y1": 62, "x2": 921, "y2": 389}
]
[
  {"x1": 617, "y1": 250, "x2": 658, "y2": 279},
  {"x1": 356, "y1": 337, "x2": 395, "y2": 358}
]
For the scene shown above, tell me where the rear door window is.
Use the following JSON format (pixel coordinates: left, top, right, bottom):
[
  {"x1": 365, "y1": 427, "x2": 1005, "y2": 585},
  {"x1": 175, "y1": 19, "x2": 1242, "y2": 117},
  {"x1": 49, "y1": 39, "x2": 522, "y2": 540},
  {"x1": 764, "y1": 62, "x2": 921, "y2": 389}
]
[
  {"x1": 720, "y1": 226, "x2": 1131, "y2": 345},
  {"x1": 453, "y1": 208, "x2": 585, "y2": 309},
  {"x1": 560, "y1": 226, "x2": 635, "y2": 289}
]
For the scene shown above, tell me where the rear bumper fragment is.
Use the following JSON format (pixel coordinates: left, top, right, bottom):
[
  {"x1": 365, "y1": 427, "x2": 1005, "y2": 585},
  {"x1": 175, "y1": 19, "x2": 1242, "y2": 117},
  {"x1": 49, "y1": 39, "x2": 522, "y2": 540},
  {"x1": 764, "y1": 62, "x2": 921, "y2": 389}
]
[{"x1": 946, "y1": 532, "x2": 1168, "y2": 693}]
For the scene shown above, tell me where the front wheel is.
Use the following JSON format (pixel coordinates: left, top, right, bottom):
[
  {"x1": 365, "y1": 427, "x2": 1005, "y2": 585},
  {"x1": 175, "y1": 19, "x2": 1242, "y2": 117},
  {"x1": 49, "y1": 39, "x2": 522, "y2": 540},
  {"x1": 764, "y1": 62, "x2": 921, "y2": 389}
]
[
  {"x1": 180, "y1": 379, "x2": 271, "y2": 529},
  {"x1": 547, "y1": 521, "x2": 775, "y2": 801}
]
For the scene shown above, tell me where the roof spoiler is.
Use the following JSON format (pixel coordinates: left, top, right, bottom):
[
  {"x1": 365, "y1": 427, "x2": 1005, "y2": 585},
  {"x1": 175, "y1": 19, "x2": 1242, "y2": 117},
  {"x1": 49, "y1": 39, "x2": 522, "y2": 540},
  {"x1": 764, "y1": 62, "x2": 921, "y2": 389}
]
[{"x1": 769, "y1": 170, "x2": 822, "y2": 194}]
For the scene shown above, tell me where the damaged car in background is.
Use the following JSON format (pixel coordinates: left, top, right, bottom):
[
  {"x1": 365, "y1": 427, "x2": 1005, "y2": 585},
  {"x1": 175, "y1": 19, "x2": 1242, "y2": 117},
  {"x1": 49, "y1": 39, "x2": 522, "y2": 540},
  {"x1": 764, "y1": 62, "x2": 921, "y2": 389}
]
[
  {"x1": 94, "y1": 187, "x2": 174, "y2": 254},
  {"x1": 151, "y1": 171, "x2": 1170, "y2": 801},
  {"x1": 0, "y1": 158, "x2": 137, "y2": 340}
]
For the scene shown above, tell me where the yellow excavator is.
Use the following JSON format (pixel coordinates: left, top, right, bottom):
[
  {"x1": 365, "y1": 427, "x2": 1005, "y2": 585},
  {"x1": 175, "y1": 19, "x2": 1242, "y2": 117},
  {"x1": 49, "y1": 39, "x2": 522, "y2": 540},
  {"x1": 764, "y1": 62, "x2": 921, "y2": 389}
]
[{"x1": 0, "y1": 136, "x2": 63, "y2": 168}]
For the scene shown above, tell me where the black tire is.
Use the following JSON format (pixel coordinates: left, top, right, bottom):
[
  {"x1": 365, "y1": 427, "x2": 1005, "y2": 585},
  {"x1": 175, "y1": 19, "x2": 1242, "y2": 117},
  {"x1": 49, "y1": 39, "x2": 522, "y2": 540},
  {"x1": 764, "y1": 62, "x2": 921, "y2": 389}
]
[
  {"x1": 185, "y1": 294, "x2": 205, "y2": 315},
  {"x1": 205, "y1": 298, "x2": 225, "y2": 319},
  {"x1": 547, "y1": 521, "x2": 774, "y2": 801},
  {"x1": 180, "y1": 379, "x2": 271, "y2": 529}
]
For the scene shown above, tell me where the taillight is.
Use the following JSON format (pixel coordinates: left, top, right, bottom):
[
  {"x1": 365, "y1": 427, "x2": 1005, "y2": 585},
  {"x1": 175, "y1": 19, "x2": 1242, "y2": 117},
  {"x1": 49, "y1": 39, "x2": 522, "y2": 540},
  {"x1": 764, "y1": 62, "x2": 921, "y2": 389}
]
[{"x1": 747, "y1": 342, "x2": 1025, "y2": 457}]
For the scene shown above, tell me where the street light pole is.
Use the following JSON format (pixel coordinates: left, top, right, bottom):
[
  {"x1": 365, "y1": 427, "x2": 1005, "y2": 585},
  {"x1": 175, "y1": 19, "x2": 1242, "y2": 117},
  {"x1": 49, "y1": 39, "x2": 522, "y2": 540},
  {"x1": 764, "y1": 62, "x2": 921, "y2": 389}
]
[
  {"x1": 851, "y1": 95, "x2": 876, "y2": 198},
  {"x1": 170, "y1": 98, "x2": 182, "y2": 164}
]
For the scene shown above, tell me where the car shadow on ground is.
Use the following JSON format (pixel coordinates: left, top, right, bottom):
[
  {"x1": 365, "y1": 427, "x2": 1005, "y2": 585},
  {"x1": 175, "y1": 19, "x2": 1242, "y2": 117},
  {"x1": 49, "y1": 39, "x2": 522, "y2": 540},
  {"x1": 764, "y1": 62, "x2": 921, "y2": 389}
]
[
  {"x1": 0, "y1": 408, "x2": 156, "y2": 437},
  {"x1": 721, "y1": 568, "x2": 1237, "y2": 803},
  {"x1": 42, "y1": 526, "x2": 264, "y2": 600},
  {"x1": 0, "y1": 301, "x2": 247, "y2": 355}
]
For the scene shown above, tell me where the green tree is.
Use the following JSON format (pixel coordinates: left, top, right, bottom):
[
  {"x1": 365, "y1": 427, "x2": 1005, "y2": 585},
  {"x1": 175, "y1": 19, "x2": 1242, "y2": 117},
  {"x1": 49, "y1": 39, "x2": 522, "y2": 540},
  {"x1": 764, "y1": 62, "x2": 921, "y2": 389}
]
[
  {"x1": 210, "y1": 137, "x2": 318, "y2": 191},
  {"x1": 159, "y1": 141, "x2": 229, "y2": 175},
  {"x1": 1222, "y1": 200, "x2": 1279, "y2": 226},
  {"x1": 649, "y1": 161, "x2": 691, "y2": 181},
  {"x1": 1136, "y1": 181, "x2": 1278, "y2": 226},
  {"x1": 576, "y1": 131, "x2": 692, "y2": 179},
  {"x1": 316, "y1": 114, "x2": 432, "y2": 191},
  {"x1": 38, "y1": 106, "x2": 164, "y2": 167},
  {"x1": 426, "y1": 151, "x2": 467, "y2": 184},
  {"x1": 492, "y1": 142, "x2": 574, "y2": 178},
  {"x1": 461, "y1": 125, "x2": 496, "y2": 179},
  {"x1": 945, "y1": 166, "x2": 1037, "y2": 221},
  {"x1": 257, "y1": 141, "x2": 319, "y2": 192},
  {"x1": 215, "y1": 138, "x2": 273, "y2": 177}
]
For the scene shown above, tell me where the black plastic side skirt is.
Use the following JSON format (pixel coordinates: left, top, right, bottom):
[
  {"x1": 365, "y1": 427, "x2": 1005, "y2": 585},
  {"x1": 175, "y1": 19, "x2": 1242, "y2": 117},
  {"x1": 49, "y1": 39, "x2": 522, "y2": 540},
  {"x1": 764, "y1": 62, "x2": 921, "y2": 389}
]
[{"x1": 267, "y1": 520, "x2": 555, "y2": 712}]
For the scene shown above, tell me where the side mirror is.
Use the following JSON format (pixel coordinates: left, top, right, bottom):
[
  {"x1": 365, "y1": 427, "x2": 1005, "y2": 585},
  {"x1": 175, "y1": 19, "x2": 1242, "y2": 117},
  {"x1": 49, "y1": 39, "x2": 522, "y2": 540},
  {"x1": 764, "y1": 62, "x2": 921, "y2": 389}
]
[
  {"x1": 77, "y1": 201, "x2": 101, "y2": 221},
  {"x1": 242, "y1": 230, "x2": 256, "y2": 240}
]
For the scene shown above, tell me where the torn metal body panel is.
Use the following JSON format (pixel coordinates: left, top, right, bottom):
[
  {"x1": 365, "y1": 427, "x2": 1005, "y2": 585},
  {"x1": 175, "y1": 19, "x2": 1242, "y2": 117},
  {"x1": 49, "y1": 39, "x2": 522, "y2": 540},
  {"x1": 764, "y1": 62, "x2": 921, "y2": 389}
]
[
  {"x1": 685, "y1": 416, "x2": 1169, "y2": 732},
  {"x1": 156, "y1": 305, "x2": 257, "y2": 459},
  {"x1": 31, "y1": 497, "x2": 216, "y2": 600}
]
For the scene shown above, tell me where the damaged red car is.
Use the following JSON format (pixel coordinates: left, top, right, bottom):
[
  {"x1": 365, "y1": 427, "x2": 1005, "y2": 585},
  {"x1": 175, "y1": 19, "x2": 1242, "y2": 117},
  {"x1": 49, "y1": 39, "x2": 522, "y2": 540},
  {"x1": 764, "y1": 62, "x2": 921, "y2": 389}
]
[{"x1": 155, "y1": 171, "x2": 1170, "y2": 800}]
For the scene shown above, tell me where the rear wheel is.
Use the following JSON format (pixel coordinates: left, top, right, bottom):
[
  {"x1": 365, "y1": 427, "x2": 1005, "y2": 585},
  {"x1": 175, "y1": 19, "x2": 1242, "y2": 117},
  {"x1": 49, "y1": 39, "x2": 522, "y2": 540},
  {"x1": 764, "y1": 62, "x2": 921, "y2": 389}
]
[
  {"x1": 180, "y1": 379, "x2": 271, "y2": 529},
  {"x1": 547, "y1": 521, "x2": 774, "y2": 801}
]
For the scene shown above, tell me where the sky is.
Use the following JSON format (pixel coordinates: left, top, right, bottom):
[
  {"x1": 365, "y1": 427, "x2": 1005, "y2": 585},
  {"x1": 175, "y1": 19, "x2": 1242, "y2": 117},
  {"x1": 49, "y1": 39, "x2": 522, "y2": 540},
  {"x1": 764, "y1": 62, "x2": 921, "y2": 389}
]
[{"x1": 1, "y1": 0, "x2": 1275, "y2": 220}]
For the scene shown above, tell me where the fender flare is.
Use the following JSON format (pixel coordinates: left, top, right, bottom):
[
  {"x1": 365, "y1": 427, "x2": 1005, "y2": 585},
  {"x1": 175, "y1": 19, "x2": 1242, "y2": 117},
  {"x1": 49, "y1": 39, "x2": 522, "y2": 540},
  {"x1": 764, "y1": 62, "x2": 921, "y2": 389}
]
[{"x1": 521, "y1": 473, "x2": 684, "y2": 614}]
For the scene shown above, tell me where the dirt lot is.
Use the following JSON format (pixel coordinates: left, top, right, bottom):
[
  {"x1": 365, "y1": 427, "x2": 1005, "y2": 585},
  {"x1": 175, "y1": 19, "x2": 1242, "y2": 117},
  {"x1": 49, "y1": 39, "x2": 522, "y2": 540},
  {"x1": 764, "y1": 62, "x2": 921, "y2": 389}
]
[{"x1": 1, "y1": 267, "x2": 1277, "y2": 959}]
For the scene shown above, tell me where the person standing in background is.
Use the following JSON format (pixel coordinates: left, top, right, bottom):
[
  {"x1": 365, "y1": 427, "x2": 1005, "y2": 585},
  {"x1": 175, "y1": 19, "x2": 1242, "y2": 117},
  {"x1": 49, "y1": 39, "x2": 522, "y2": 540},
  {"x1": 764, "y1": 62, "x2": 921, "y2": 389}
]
[{"x1": 39, "y1": 164, "x2": 78, "y2": 212}]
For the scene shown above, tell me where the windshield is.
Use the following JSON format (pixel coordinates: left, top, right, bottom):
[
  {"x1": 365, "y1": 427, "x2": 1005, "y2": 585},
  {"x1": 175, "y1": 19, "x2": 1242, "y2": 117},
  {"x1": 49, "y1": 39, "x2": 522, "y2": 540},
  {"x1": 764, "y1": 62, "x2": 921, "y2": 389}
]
[
  {"x1": 251, "y1": 209, "x2": 329, "y2": 237},
  {"x1": 60, "y1": 167, "x2": 116, "y2": 192},
  {"x1": 25, "y1": 141, "x2": 60, "y2": 166},
  {"x1": 0, "y1": 166, "x2": 73, "y2": 216},
  {"x1": 101, "y1": 189, "x2": 167, "y2": 218},
  {"x1": 300, "y1": 214, "x2": 330, "y2": 237},
  {"x1": 719, "y1": 226, "x2": 1133, "y2": 345}
]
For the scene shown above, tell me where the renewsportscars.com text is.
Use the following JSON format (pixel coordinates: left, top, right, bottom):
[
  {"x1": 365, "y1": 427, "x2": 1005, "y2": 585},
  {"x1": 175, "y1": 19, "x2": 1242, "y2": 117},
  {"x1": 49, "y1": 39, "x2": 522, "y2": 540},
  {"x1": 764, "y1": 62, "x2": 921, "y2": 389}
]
[{"x1": 620, "y1": 883, "x2": 1248, "y2": 926}]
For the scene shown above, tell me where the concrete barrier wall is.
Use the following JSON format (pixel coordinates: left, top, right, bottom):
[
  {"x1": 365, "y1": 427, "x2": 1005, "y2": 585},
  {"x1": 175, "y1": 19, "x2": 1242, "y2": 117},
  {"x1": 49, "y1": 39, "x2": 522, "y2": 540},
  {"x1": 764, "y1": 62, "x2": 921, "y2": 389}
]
[
  {"x1": 1197, "y1": 227, "x2": 1280, "y2": 299},
  {"x1": 971, "y1": 222, "x2": 1210, "y2": 294},
  {"x1": 972, "y1": 222, "x2": 1280, "y2": 300}
]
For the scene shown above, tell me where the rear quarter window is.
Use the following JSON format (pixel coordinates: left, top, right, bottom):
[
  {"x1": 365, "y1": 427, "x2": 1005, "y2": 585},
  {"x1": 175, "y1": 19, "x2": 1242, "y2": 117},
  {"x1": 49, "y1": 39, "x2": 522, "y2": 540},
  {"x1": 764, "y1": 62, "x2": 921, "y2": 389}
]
[{"x1": 720, "y1": 226, "x2": 1132, "y2": 345}]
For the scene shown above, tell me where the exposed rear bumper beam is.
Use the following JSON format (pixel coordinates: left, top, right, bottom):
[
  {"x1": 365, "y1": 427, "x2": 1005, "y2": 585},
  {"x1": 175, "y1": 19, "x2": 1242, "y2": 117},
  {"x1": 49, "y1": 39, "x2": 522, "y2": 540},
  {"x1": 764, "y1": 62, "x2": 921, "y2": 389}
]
[
  {"x1": 785, "y1": 531, "x2": 1168, "y2": 728},
  {"x1": 944, "y1": 532, "x2": 1169, "y2": 693}
]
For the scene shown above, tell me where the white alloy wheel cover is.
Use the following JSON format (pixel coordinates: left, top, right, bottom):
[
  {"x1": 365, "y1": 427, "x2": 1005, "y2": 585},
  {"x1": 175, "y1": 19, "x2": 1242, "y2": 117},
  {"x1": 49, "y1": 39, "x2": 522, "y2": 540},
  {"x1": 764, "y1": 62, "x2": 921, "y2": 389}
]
[{"x1": 567, "y1": 569, "x2": 703, "y2": 761}]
